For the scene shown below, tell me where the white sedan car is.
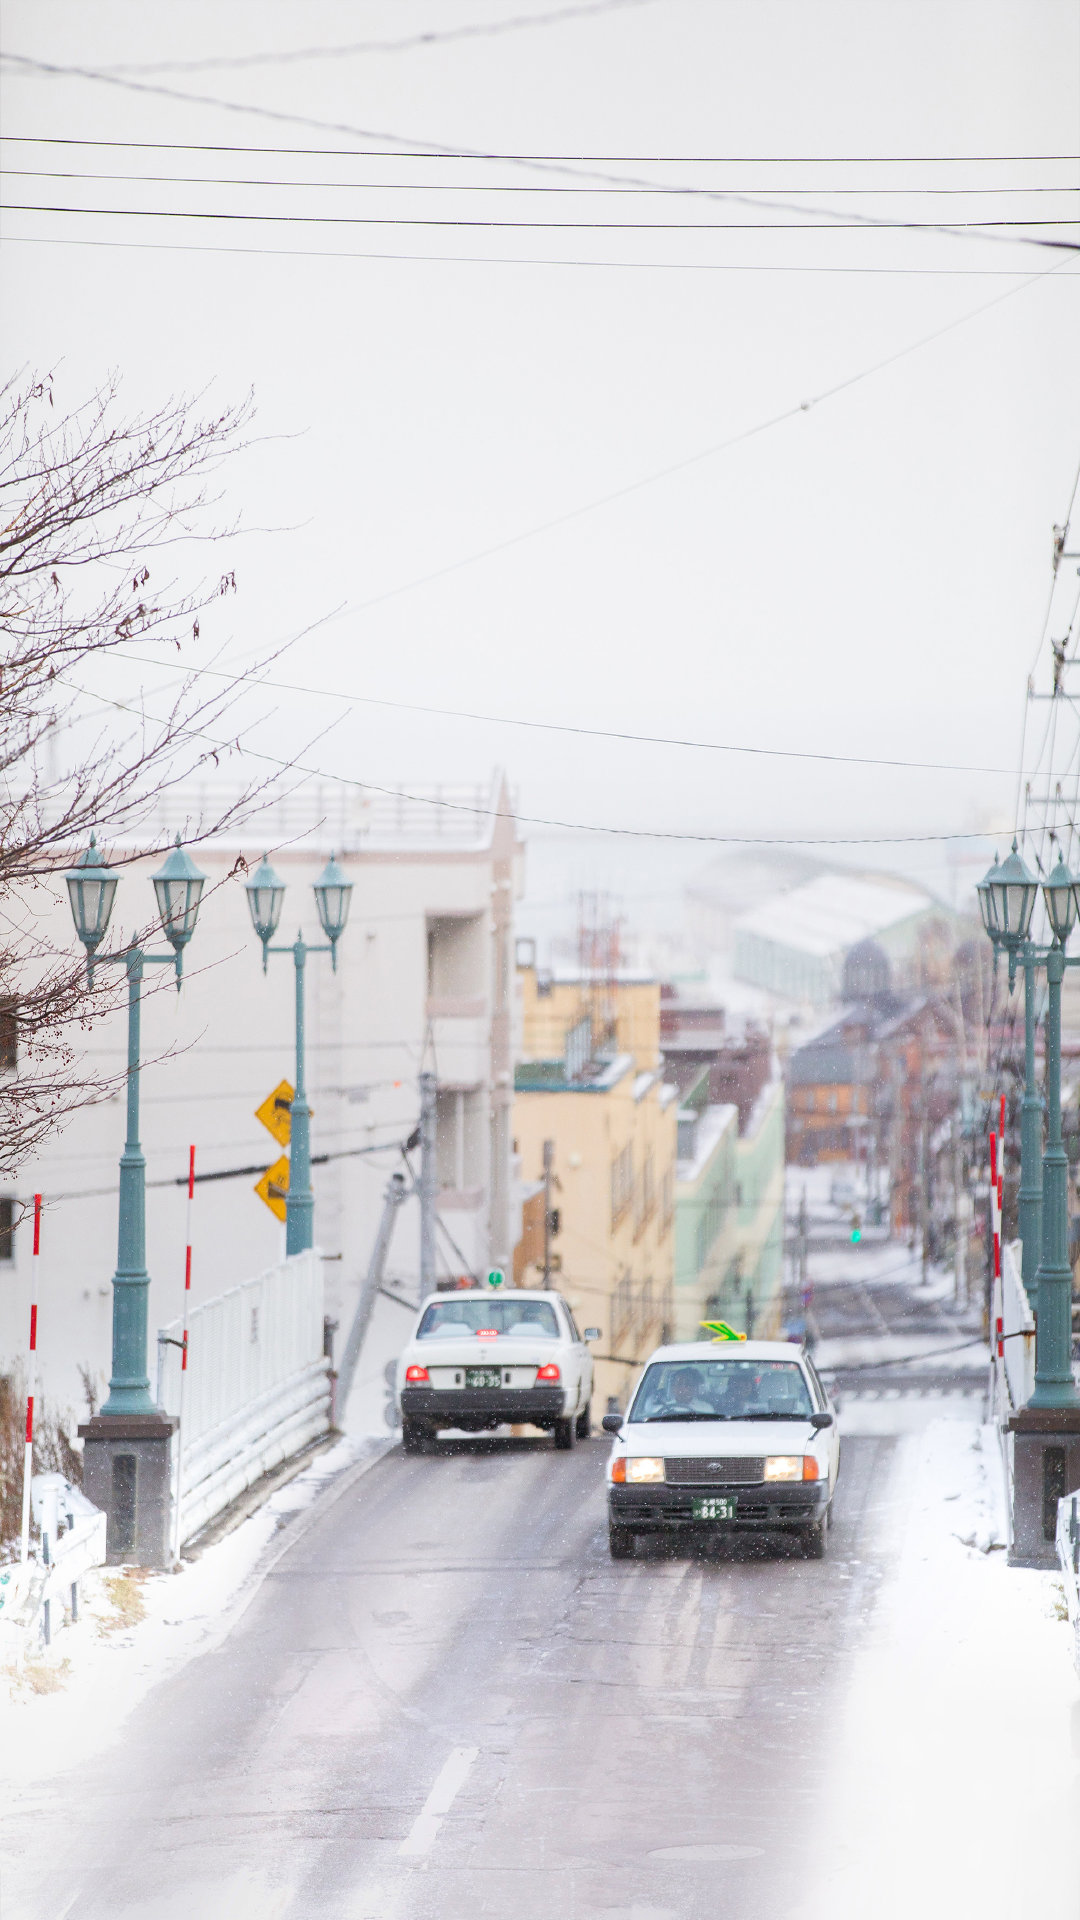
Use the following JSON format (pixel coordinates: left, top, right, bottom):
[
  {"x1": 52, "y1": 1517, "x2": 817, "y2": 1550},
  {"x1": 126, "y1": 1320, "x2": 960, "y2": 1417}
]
[
  {"x1": 604, "y1": 1340, "x2": 840, "y2": 1558},
  {"x1": 396, "y1": 1289, "x2": 599, "y2": 1452}
]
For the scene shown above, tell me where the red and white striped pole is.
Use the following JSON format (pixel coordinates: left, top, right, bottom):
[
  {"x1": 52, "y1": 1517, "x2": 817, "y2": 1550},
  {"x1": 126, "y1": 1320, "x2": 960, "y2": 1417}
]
[
  {"x1": 19, "y1": 1195, "x2": 42, "y2": 1566},
  {"x1": 172, "y1": 1146, "x2": 195, "y2": 1564}
]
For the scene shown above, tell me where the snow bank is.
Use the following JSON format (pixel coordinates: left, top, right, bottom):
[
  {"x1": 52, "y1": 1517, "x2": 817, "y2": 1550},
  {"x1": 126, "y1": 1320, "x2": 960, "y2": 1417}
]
[
  {"x1": 0, "y1": 1435, "x2": 392, "y2": 1786},
  {"x1": 795, "y1": 1419, "x2": 1080, "y2": 1920}
]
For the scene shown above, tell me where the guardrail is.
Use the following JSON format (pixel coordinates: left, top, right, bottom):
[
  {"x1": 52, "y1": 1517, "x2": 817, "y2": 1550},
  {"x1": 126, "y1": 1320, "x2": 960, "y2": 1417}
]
[
  {"x1": 1058, "y1": 1487, "x2": 1080, "y2": 1677},
  {"x1": 157, "y1": 1249, "x2": 332, "y2": 1548},
  {"x1": 0, "y1": 1475, "x2": 107, "y2": 1664}
]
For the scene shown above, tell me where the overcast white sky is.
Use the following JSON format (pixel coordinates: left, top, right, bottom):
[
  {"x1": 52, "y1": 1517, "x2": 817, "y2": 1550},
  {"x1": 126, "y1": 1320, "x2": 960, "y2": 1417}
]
[{"x1": 2, "y1": 1, "x2": 1079, "y2": 935}]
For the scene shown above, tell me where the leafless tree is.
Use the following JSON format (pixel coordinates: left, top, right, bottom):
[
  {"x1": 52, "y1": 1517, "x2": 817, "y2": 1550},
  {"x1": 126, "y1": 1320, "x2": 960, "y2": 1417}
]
[{"x1": 0, "y1": 370, "x2": 269, "y2": 1176}]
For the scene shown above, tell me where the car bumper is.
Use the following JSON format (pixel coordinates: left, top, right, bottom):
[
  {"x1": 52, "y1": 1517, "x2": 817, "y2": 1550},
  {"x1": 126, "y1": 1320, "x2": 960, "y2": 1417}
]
[
  {"x1": 401, "y1": 1385, "x2": 567, "y2": 1429},
  {"x1": 608, "y1": 1481, "x2": 829, "y2": 1530}
]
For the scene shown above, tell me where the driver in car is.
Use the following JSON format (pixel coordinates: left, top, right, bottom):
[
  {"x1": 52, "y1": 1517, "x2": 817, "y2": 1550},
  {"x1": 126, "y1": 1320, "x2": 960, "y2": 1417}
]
[{"x1": 655, "y1": 1366, "x2": 716, "y2": 1418}]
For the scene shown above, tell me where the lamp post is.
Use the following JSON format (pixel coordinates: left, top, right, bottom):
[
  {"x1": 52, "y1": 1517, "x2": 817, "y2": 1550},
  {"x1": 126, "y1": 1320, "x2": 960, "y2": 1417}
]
[
  {"x1": 244, "y1": 853, "x2": 353, "y2": 1256},
  {"x1": 66, "y1": 834, "x2": 206, "y2": 1415},
  {"x1": 66, "y1": 834, "x2": 206, "y2": 1566},
  {"x1": 976, "y1": 843, "x2": 1042, "y2": 1305},
  {"x1": 978, "y1": 838, "x2": 1080, "y2": 1565}
]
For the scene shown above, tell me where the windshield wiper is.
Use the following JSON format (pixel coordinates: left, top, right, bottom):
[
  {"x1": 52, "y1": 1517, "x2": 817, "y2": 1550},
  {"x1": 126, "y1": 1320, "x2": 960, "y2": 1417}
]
[
  {"x1": 738, "y1": 1410, "x2": 815, "y2": 1421},
  {"x1": 637, "y1": 1412, "x2": 729, "y2": 1422}
]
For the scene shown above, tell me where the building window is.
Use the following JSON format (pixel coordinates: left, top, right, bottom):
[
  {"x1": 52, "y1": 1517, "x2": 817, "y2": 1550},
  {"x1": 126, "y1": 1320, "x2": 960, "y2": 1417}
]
[
  {"x1": 0, "y1": 1001, "x2": 15, "y2": 1074},
  {"x1": 0, "y1": 1199, "x2": 12, "y2": 1262}
]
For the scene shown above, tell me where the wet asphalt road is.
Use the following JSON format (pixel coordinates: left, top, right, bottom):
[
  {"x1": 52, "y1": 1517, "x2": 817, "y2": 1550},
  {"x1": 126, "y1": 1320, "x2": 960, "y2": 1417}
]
[{"x1": 9, "y1": 1427, "x2": 896, "y2": 1920}]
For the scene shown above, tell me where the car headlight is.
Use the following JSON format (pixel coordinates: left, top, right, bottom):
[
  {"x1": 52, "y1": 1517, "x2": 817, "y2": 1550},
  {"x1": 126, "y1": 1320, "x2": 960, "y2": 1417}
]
[
  {"x1": 764, "y1": 1456, "x2": 801, "y2": 1481},
  {"x1": 625, "y1": 1457, "x2": 666, "y2": 1483}
]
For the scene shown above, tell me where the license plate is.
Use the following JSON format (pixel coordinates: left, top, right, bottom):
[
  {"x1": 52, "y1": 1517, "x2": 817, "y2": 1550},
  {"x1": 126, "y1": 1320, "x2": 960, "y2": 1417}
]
[
  {"x1": 692, "y1": 1495, "x2": 736, "y2": 1522},
  {"x1": 466, "y1": 1367, "x2": 502, "y2": 1389}
]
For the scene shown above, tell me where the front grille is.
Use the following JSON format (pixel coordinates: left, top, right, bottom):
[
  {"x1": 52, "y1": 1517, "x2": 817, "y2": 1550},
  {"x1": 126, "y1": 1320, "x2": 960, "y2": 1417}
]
[{"x1": 664, "y1": 1456, "x2": 765, "y2": 1486}]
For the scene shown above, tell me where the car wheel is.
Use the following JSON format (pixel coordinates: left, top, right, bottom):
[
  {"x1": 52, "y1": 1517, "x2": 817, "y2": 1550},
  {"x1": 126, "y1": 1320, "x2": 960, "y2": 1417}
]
[
  {"x1": 575, "y1": 1405, "x2": 591, "y2": 1440},
  {"x1": 553, "y1": 1415, "x2": 576, "y2": 1450},
  {"x1": 608, "y1": 1525, "x2": 635, "y2": 1559},
  {"x1": 402, "y1": 1418, "x2": 429, "y2": 1454},
  {"x1": 800, "y1": 1510, "x2": 828, "y2": 1558}
]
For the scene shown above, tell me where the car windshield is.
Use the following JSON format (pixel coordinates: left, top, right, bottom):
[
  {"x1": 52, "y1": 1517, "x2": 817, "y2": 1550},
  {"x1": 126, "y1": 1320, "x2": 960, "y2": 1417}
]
[
  {"x1": 415, "y1": 1298, "x2": 560, "y2": 1340},
  {"x1": 629, "y1": 1359, "x2": 814, "y2": 1422}
]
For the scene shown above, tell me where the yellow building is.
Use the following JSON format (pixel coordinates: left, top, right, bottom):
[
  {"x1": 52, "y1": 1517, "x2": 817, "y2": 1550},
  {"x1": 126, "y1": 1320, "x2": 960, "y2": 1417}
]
[{"x1": 513, "y1": 962, "x2": 678, "y2": 1414}]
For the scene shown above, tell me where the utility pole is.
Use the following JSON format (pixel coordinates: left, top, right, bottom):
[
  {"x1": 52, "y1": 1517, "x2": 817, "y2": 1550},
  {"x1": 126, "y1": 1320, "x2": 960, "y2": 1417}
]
[
  {"x1": 419, "y1": 1071, "x2": 437, "y2": 1293},
  {"x1": 542, "y1": 1138, "x2": 555, "y2": 1288}
]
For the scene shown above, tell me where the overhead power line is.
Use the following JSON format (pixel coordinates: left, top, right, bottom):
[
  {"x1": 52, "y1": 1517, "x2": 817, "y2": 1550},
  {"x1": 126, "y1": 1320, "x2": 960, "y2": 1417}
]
[
  {"x1": 70, "y1": 674, "x2": 998, "y2": 847},
  {"x1": 4, "y1": 55, "x2": 1078, "y2": 257},
  {"x1": 10, "y1": 231, "x2": 1072, "y2": 279},
  {"x1": 111, "y1": 646, "x2": 1027, "y2": 780},
  {"x1": 9, "y1": 199, "x2": 1075, "y2": 235},
  {"x1": 6, "y1": 166, "x2": 1078, "y2": 199},
  {"x1": 3, "y1": 135, "x2": 1078, "y2": 164}
]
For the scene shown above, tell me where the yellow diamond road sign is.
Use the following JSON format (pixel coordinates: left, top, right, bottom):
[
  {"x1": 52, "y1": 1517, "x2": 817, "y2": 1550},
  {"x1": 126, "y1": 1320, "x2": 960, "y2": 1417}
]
[
  {"x1": 255, "y1": 1080, "x2": 295, "y2": 1148},
  {"x1": 255, "y1": 1154, "x2": 290, "y2": 1223}
]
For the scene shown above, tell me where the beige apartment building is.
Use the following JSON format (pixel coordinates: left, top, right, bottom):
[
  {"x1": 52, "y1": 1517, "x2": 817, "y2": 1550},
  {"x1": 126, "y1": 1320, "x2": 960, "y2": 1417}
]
[{"x1": 513, "y1": 955, "x2": 678, "y2": 1413}]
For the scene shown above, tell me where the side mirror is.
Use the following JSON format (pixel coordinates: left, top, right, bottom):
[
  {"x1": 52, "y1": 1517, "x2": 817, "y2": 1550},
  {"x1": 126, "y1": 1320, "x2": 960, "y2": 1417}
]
[
  {"x1": 584, "y1": 1327, "x2": 601, "y2": 1342},
  {"x1": 809, "y1": 1411, "x2": 834, "y2": 1429},
  {"x1": 601, "y1": 1412, "x2": 624, "y2": 1435}
]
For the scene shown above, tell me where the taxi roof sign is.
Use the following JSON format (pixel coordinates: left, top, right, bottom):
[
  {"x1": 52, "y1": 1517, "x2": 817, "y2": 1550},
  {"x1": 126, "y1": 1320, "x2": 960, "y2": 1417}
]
[
  {"x1": 254, "y1": 1154, "x2": 290, "y2": 1223},
  {"x1": 255, "y1": 1080, "x2": 295, "y2": 1148},
  {"x1": 700, "y1": 1319, "x2": 747, "y2": 1343}
]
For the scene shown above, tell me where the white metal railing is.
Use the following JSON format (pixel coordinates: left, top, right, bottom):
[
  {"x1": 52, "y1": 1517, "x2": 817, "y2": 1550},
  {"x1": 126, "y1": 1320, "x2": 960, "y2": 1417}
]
[
  {"x1": 1001, "y1": 1240, "x2": 1036, "y2": 1412},
  {"x1": 110, "y1": 779, "x2": 504, "y2": 852},
  {"x1": 157, "y1": 1249, "x2": 331, "y2": 1546},
  {"x1": 0, "y1": 1476, "x2": 106, "y2": 1664},
  {"x1": 1058, "y1": 1487, "x2": 1080, "y2": 1677},
  {"x1": 991, "y1": 1241, "x2": 1036, "y2": 1545}
]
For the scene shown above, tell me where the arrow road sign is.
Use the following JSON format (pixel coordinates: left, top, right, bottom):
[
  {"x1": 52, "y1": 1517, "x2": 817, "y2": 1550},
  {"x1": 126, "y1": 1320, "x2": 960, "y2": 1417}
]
[
  {"x1": 486, "y1": 1268, "x2": 505, "y2": 1289},
  {"x1": 255, "y1": 1080, "x2": 296, "y2": 1148},
  {"x1": 254, "y1": 1154, "x2": 290, "y2": 1223}
]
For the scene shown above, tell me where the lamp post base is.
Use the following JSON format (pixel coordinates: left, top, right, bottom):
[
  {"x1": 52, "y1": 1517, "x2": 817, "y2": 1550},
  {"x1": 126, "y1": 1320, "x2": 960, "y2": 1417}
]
[
  {"x1": 1006, "y1": 1407, "x2": 1080, "y2": 1569},
  {"x1": 78, "y1": 1413, "x2": 178, "y2": 1568}
]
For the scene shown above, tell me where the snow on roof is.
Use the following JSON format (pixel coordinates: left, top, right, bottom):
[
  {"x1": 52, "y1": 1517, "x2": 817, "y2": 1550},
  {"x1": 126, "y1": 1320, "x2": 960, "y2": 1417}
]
[{"x1": 734, "y1": 873, "x2": 933, "y2": 959}]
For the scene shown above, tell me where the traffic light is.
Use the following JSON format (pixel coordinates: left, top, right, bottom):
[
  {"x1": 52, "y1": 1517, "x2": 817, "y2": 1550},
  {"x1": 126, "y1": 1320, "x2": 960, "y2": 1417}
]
[{"x1": 850, "y1": 1211, "x2": 862, "y2": 1245}]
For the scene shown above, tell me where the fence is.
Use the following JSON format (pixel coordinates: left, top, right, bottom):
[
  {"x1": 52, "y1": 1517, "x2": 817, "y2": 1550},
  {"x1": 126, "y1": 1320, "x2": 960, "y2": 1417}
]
[
  {"x1": 157, "y1": 1249, "x2": 331, "y2": 1547},
  {"x1": 0, "y1": 1476, "x2": 106, "y2": 1664},
  {"x1": 999, "y1": 1240, "x2": 1036, "y2": 1412}
]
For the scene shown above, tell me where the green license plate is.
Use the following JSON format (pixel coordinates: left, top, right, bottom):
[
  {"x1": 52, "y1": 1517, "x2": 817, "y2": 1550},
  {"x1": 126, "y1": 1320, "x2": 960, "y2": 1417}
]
[
  {"x1": 466, "y1": 1367, "x2": 502, "y2": 1389},
  {"x1": 692, "y1": 1495, "x2": 736, "y2": 1522}
]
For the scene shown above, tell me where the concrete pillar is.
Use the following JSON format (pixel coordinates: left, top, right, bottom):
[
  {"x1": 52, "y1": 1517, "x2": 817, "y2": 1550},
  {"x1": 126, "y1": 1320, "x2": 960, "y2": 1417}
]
[{"x1": 78, "y1": 1412, "x2": 178, "y2": 1568}]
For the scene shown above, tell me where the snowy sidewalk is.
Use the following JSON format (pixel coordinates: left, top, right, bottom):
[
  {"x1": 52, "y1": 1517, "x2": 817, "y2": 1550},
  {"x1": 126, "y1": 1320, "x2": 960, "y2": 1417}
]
[
  {"x1": 0, "y1": 1436, "x2": 392, "y2": 1787},
  {"x1": 797, "y1": 1417, "x2": 1080, "y2": 1920}
]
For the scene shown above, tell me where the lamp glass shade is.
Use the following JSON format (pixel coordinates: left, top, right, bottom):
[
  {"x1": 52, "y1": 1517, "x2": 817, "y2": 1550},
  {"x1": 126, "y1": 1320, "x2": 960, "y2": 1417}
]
[
  {"x1": 988, "y1": 840, "x2": 1037, "y2": 946},
  {"x1": 976, "y1": 855, "x2": 1003, "y2": 940},
  {"x1": 152, "y1": 836, "x2": 206, "y2": 950},
  {"x1": 65, "y1": 835, "x2": 118, "y2": 951},
  {"x1": 244, "y1": 854, "x2": 285, "y2": 943},
  {"x1": 313, "y1": 852, "x2": 352, "y2": 942},
  {"x1": 1043, "y1": 852, "x2": 1079, "y2": 943}
]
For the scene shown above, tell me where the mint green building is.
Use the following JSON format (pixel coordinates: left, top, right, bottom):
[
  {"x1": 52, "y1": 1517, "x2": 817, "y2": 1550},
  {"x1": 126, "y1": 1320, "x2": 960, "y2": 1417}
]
[{"x1": 673, "y1": 1074, "x2": 786, "y2": 1342}]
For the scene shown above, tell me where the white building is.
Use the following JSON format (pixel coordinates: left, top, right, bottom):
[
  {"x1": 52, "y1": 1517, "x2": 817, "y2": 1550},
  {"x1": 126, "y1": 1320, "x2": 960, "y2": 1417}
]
[
  {"x1": 0, "y1": 773, "x2": 521, "y2": 1429},
  {"x1": 732, "y1": 873, "x2": 940, "y2": 1008}
]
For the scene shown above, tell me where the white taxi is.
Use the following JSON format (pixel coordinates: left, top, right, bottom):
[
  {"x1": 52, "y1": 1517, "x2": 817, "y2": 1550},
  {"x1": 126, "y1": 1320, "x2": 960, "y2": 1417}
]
[
  {"x1": 603, "y1": 1340, "x2": 840, "y2": 1558},
  {"x1": 396, "y1": 1288, "x2": 599, "y2": 1452}
]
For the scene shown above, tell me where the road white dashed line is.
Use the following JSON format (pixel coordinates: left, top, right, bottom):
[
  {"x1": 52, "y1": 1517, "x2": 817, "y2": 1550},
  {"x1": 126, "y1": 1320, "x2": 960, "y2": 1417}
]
[{"x1": 397, "y1": 1745, "x2": 479, "y2": 1859}]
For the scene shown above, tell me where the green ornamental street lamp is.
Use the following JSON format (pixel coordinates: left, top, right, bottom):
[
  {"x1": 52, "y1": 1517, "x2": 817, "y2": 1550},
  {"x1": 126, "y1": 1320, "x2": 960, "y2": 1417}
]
[
  {"x1": 976, "y1": 842, "x2": 1043, "y2": 1305},
  {"x1": 66, "y1": 833, "x2": 206, "y2": 1417},
  {"x1": 978, "y1": 838, "x2": 1080, "y2": 1412},
  {"x1": 244, "y1": 852, "x2": 353, "y2": 1256}
]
